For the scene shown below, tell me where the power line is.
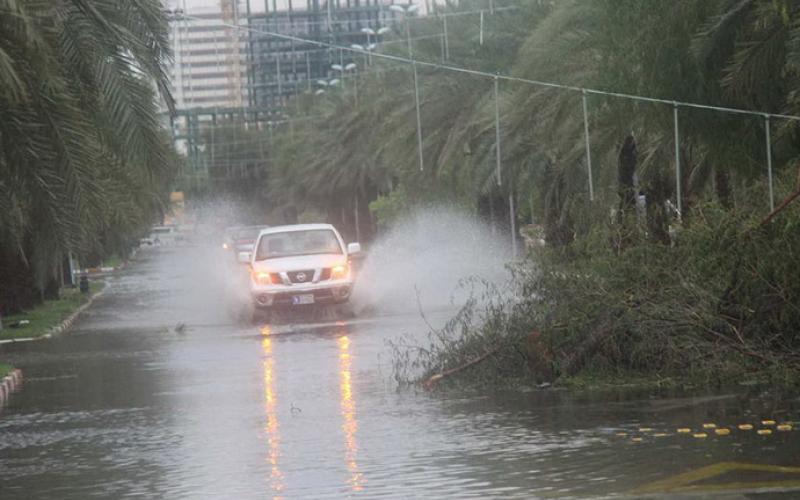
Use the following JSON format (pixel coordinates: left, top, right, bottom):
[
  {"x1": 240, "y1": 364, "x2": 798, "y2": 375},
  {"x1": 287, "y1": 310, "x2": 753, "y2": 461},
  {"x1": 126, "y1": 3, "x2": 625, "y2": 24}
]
[
  {"x1": 242, "y1": 4, "x2": 518, "y2": 30},
  {"x1": 180, "y1": 11, "x2": 800, "y2": 123},
  {"x1": 247, "y1": 32, "x2": 445, "y2": 53}
]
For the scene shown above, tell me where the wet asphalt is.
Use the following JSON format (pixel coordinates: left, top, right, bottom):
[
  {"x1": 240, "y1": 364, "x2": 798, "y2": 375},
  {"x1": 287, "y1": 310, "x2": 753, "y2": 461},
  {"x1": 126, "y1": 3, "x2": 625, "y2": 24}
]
[{"x1": 1, "y1": 246, "x2": 800, "y2": 499}]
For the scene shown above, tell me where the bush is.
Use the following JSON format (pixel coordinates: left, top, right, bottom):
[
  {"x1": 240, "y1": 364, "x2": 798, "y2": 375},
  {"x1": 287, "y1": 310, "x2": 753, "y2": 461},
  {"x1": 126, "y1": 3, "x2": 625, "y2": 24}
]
[{"x1": 393, "y1": 195, "x2": 800, "y2": 389}]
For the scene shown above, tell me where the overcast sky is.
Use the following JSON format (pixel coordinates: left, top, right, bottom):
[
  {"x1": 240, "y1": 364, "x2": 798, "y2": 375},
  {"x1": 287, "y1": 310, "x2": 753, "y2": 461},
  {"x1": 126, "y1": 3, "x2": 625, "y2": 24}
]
[{"x1": 164, "y1": 0, "x2": 433, "y2": 15}]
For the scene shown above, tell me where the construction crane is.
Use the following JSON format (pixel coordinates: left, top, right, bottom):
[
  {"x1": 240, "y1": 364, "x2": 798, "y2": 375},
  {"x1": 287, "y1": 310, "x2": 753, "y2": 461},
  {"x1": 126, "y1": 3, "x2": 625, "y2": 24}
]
[{"x1": 221, "y1": 0, "x2": 244, "y2": 108}]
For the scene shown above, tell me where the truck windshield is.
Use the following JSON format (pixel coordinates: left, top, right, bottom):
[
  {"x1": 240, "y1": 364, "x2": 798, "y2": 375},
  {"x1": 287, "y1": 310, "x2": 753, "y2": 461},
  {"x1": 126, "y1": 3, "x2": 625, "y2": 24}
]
[{"x1": 255, "y1": 229, "x2": 342, "y2": 261}]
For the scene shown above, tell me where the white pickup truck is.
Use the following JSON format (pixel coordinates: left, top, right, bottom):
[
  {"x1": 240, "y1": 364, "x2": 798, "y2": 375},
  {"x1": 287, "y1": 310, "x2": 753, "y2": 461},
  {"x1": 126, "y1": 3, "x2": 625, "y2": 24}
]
[{"x1": 238, "y1": 224, "x2": 361, "y2": 315}]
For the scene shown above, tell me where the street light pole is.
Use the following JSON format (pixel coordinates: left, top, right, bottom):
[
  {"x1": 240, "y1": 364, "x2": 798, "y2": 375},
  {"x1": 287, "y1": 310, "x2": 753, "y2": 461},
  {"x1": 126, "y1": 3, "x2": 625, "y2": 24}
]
[
  {"x1": 276, "y1": 56, "x2": 282, "y2": 103},
  {"x1": 413, "y1": 61, "x2": 424, "y2": 172},
  {"x1": 314, "y1": 77, "x2": 340, "y2": 96},
  {"x1": 406, "y1": 19, "x2": 412, "y2": 58},
  {"x1": 331, "y1": 62, "x2": 358, "y2": 104},
  {"x1": 389, "y1": 4, "x2": 419, "y2": 58},
  {"x1": 442, "y1": 15, "x2": 450, "y2": 60},
  {"x1": 359, "y1": 27, "x2": 388, "y2": 66},
  {"x1": 353, "y1": 65, "x2": 359, "y2": 108},
  {"x1": 305, "y1": 51, "x2": 311, "y2": 92},
  {"x1": 339, "y1": 48, "x2": 345, "y2": 89}
]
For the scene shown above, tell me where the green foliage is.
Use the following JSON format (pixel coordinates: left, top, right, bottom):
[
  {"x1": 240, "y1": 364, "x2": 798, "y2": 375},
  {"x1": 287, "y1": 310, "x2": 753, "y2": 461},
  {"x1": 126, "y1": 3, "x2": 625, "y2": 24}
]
[
  {"x1": 397, "y1": 181, "x2": 800, "y2": 389},
  {"x1": 238, "y1": 0, "x2": 800, "y2": 243},
  {"x1": 0, "y1": 0, "x2": 176, "y2": 312},
  {"x1": 187, "y1": 1, "x2": 800, "y2": 386},
  {"x1": 369, "y1": 188, "x2": 411, "y2": 230},
  {"x1": 1, "y1": 282, "x2": 104, "y2": 340}
]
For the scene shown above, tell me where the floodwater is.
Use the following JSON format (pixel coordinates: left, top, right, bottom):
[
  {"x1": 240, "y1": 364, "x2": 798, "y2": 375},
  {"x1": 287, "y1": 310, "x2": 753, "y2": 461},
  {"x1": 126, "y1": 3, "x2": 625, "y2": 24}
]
[{"x1": 1, "y1": 246, "x2": 800, "y2": 499}]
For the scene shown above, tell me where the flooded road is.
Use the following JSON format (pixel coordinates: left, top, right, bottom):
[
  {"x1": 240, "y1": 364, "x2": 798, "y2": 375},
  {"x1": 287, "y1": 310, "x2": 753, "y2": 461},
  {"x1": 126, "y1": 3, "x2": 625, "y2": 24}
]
[{"x1": 2, "y1": 246, "x2": 800, "y2": 499}]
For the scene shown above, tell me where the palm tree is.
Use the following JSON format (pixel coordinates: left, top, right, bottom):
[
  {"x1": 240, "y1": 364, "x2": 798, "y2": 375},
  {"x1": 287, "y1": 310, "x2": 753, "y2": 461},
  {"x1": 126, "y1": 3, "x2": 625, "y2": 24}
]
[
  {"x1": 0, "y1": 0, "x2": 175, "y2": 311},
  {"x1": 259, "y1": 1, "x2": 542, "y2": 234},
  {"x1": 247, "y1": 0, "x2": 800, "y2": 248}
]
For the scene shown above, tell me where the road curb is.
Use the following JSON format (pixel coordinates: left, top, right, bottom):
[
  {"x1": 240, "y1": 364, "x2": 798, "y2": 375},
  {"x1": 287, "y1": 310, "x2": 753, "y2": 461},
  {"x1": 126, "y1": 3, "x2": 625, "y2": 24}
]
[
  {"x1": 75, "y1": 248, "x2": 137, "y2": 278},
  {"x1": 0, "y1": 369, "x2": 23, "y2": 410},
  {"x1": 47, "y1": 284, "x2": 107, "y2": 337},
  {"x1": 76, "y1": 264, "x2": 124, "y2": 277},
  {"x1": 0, "y1": 284, "x2": 107, "y2": 348}
]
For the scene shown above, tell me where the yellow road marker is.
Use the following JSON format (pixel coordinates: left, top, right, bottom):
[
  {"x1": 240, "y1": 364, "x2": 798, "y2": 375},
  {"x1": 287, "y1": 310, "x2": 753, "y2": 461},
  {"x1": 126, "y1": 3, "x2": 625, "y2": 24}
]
[
  {"x1": 638, "y1": 427, "x2": 653, "y2": 432},
  {"x1": 615, "y1": 432, "x2": 627, "y2": 437},
  {"x1": 738, "y1": 424, "x2": 753, "y2": 430},
  {"x1": 631, "y1": 437, "x2": 643, "y2": 442},
  {"x1": 714, "y1": 428, "x2": 731, "y2": 436},
  {"x1": 703, "y1": 423, "x2": 717, "y2": 429},
  {"x1": 693, "y1": 433, "x2": 708, "y2": 439},
  {"x1": 677, "y1": 428, "x2": 692, "y2": 433},
  {"x1": 777, "y1": 424, "x2": 793, "y2": 431},
  {"x1": 653, "y1": 433, "x2": 669, "y2": 437},
  {"x1": 762, "y1": 420, "x2": 776, "y2": 426},
  {"x1": 757, "y1": 429, "x2": 773, "y2": 435}
]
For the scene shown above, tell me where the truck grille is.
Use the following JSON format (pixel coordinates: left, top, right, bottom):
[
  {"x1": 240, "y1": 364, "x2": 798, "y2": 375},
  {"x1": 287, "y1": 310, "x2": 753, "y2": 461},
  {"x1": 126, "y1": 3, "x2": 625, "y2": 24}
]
[{"x1": 287, "y1": 270, "x2": 314, "y2": 284}]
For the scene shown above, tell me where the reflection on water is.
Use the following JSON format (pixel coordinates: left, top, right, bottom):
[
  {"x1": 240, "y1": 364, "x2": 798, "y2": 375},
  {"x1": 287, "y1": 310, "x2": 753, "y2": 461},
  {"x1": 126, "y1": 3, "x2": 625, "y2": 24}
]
[
  {"x1": 3, "y1": 247, "x2": 800, "y2": 499},
  {"x1": 338, "y1": 335, "x2": 363, "y2": 492},
  {"x1": 261, "y1": 328, "x2": 284, "y2": 497}
]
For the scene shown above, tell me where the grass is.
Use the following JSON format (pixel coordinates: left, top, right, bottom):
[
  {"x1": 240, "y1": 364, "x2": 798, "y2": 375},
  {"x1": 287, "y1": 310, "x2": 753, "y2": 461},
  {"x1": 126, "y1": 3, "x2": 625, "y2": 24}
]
[
  {"x1": 557, "y1": 371, "x2": 683, "y2": 391},
  {"x1": 0, "y1": 282, "x2": 104, "y2": 340},
  {"x1": 0, "y1": 362, "x2": 12, "y2": 378},
  {"x1": 100, "y1": 254, "x2": 123, "y2": 269}
]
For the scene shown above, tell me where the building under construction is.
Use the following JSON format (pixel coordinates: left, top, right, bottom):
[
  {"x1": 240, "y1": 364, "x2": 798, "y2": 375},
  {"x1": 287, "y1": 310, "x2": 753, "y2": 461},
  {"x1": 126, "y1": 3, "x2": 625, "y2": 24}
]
[
  {"x1": 163, "y1": 0, "x2": 406, "y2": 190},
  {"x1": 245, "y1": 0, "x2": 399, "y2": 109}
]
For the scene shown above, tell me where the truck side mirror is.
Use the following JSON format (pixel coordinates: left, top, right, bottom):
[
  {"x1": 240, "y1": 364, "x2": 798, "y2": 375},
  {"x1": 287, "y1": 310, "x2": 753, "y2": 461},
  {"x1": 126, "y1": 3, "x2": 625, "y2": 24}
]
[
  {"x1": 347, "y1": 243, "x2": 362, "y2": 255},
  {"x1": 237, "y1": 252, "x2": 252, "y2": 264}
]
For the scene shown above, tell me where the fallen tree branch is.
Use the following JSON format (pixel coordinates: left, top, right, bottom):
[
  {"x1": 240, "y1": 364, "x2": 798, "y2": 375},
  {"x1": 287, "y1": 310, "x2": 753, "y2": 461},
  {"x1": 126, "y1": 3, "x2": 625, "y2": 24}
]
[
  {"x1": 421, "y1": 345, "x2": 502, "y2": 389},
  {"x1": 554, "y1": 317, "x2": 613, "y2": 383},
  {"x1": 758, "y1": 187, "x2": 800, "y2": 228},
  {"x1": 719, "y1": 186, "x2": 800, "y2": 325}
]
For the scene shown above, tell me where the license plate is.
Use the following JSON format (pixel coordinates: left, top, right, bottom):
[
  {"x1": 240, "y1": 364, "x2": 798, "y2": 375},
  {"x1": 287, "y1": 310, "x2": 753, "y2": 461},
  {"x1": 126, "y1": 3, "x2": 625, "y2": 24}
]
[{"x1": 292, "y1": 294, "x2": 315, "y2": 305}]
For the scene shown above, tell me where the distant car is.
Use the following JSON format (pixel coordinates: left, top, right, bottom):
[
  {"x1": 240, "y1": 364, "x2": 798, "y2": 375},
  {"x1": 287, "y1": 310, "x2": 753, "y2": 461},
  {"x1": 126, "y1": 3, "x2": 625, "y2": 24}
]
[
  {"x1": 147, "y1": 225, "x2": 178, "y2": 245},
  {"x1": 223, "y1": 225, "x2": 270, "y2": 257},
  {"x1": 239, "y1": 224, "x2": 361, "y2": 311}
]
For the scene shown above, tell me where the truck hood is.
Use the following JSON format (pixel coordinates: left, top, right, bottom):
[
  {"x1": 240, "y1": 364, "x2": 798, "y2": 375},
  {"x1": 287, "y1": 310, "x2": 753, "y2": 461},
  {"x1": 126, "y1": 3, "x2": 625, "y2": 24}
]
[{"x1": 251, "y1": 253, "x2": 346, "y2": 272}]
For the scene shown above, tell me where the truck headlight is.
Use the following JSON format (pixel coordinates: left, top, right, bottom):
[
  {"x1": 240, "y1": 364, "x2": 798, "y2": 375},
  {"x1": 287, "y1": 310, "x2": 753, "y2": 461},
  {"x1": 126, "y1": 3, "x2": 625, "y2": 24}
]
[{"x1": 331, "y1": 264, "x2": 349, "y2": 280}]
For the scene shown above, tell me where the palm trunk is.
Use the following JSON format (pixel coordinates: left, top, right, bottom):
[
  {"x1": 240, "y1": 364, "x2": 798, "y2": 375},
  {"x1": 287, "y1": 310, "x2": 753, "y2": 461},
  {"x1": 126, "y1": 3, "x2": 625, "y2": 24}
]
[
  {"x1": 714, "y1": 167, "x2": 732, "y2": 209},
  {"x1": 543, "y1": 162, "x2": 573, "y2": 247},
  {"x1": 617, "y1": 134, "x2": 638, "y2": 220},
  {"x1": 612, "y1": 134, "x2": 638, "y2": 252},
  {"x1": 645, "y1": 167, "x2": 671, "y2": 245}
]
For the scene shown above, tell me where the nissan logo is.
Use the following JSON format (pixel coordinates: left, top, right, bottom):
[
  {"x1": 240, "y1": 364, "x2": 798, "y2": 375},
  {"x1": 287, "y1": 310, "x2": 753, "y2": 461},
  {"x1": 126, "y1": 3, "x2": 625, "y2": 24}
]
[{"x1": 295, "y1": 272, "x2": 307, "y2": 282}]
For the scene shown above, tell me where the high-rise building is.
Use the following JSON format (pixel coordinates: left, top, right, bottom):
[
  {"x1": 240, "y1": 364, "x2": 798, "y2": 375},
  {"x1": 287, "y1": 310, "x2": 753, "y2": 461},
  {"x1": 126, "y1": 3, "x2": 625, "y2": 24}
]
[
  {"x1": 161, "y1": 0, "x2": 410, "y2": 189},
  {"x1": 246, "y1": 1, "x2": 399, "y2": 110},
  {"x1": 164, "y1": 0, "x2": 250, "y2": 110}
]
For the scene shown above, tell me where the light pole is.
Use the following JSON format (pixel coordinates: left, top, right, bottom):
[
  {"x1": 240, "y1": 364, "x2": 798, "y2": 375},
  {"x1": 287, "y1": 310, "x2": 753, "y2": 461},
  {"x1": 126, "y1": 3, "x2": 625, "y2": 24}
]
[
  {"x1": 351, "y1": 43, "x2": 377, "y2": 67},
  {"x1": 360, "y1": 26, "x2": 390, "y2": 65},
  {"x1": 389, "y1": 3, "x2": 419, "y2": 58},
  {"x1": 314, "y1": 78, "x2": 340, "y2": 95},
  {"x1": 331, "y1": 63, "x2": 358, "y2": 106}
]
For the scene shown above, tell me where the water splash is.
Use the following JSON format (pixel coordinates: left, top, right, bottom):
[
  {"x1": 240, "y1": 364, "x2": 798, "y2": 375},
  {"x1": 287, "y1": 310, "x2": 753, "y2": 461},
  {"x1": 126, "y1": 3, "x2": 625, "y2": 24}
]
[{"x1": 352, "y1": 207, "x2": 512, "y2": 315}]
